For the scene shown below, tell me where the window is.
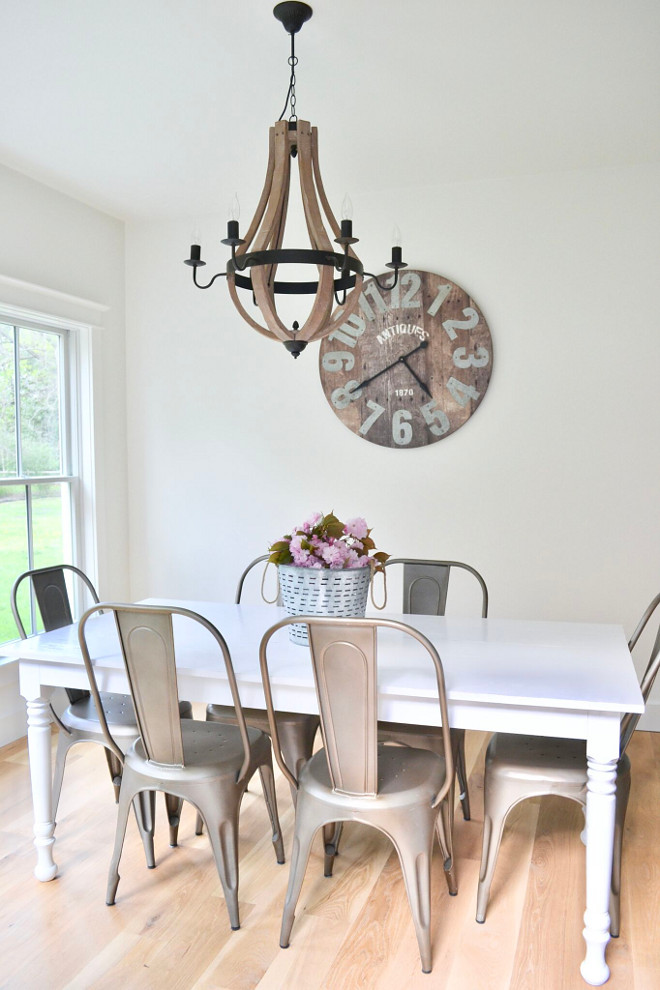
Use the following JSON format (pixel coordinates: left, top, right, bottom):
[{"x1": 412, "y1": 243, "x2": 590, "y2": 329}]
[{"x1": 0, "y1": 321, "x2": 79, "y2": 642}]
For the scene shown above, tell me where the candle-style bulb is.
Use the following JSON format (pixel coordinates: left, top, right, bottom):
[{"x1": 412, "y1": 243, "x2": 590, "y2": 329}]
[
  {"x1": 341, "y1": 194, "x2": 353, "y2": 220},
  {"x1": 228, "y1": 194, "x2": 240, "y2": 223},
  {"x1": 392, "y1": 224, "x2": 402, "y2": 248}
]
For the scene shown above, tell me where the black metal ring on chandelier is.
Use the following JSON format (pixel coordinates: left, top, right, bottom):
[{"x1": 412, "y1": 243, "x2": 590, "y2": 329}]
[{"x1": 226, "y1": 248, "x2": 364, "y2": 295}]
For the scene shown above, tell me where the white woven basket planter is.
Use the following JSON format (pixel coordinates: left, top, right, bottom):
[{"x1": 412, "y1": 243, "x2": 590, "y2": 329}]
[{"x1": 278, "y1": 564, "x2": 371, "y2": 645}]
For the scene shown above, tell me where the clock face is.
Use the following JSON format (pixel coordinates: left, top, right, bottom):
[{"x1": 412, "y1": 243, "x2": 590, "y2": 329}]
[{"x1": 318, "y1": 270, "x2": 493, "y2": 448}]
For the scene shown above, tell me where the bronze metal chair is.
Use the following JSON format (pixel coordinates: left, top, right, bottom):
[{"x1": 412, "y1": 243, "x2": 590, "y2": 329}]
[
  {"x1": 11, "y1": 565, "x2": 192, "y2": 852},
  {"x1": 476, "y1": 592, "x2": 660, "y2": 934},
  {"x1": 260, "y1": 615, "x2": 456, "y2": 974},
  {"x1": 379, "y1": 558, "x2": 489, "y2": 821},
  {"x1": 199, "y1": 555, "x2": 320, "y2": 824},
  {"x1": 78, "y1": 602, "x2": 285, "y2": 931}
]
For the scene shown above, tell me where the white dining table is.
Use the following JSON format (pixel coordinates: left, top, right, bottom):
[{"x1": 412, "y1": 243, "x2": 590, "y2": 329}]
[{"x1": 14, "y1": 599, "x2": 644, "y2": 987}]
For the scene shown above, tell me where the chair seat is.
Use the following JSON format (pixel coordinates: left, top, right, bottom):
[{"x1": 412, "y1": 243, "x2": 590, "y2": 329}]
[
  {"x1": 206, "y1": 703, "x2": 315, "y2": 731},
  {"x1": 63, "y1": 694, "x2": 192, "y2": 736},
  {"x1": 486, "y1": 733, "x2": 587, "y2": 784},
  {"x1": 301, "y1": 743, "x2": 446, "y2": 810},
  {"x1": 129, "y1": 720, "x2": 271, "y2": 780}
]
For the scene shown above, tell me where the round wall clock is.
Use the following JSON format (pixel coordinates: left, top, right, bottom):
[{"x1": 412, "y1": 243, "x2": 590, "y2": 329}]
[{"x1": 318, "y1": 269, "x2": 493, "y2": 448}]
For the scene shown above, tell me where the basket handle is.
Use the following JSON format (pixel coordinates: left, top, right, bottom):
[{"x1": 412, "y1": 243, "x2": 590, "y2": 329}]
[
  {"x1": 261, "y1": 560, "x2": 281, "y2": 605},
  {"x1": 369, "y1": 561, "x2": 387, "y2": 610}
]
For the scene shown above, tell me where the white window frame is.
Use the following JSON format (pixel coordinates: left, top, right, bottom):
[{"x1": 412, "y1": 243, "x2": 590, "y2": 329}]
[{"x1": 0, "y1": 302, "x2": 98, "y2": 633}]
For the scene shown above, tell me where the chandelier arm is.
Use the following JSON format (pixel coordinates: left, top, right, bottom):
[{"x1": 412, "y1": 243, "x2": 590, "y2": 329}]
[
  {"x1": 363, "y1": 269, "x2": 403, "y2": 291},
  {"x1": 192, "y1": 268, "x2": 228, "y2": 290}
]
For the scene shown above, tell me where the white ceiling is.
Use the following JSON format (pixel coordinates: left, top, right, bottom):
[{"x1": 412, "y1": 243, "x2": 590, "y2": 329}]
[{"x1": 1, "y1": 0, "x2": 659, "y2": 221}]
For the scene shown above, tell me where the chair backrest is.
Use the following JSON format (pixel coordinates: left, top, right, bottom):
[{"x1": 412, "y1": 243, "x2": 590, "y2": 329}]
[
  {"x1": 235, "y1": 554, "x2": 282, "y2": 605},
  {"x1": 259, "y1": 615, "x2": 453, "y2": 807},
  {"x1": 11, "y1": 564, "x2": 100, "y2": 704},
  {"x1": 384, "y1": 558, "x2": 488, "y2": 617},
  {"x1": 78, "y1": 603, "x2": 253, "y2": 781},
  {"x1": 620, "y1": 592, "x2": 660, "y2": 755}
]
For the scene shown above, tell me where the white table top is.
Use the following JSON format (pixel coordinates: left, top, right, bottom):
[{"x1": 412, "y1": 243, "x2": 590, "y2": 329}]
[{"x1": 13, "y1": 599, "x2": 644, "y2": 718}]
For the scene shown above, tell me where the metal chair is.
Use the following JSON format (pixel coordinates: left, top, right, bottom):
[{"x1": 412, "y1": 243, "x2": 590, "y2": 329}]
[
  {"x1": 476, "y1": 592, "x2": 660, "y2": 933},
  {"x1": 260, "y1": 615, "x2": 456, "y2": 974},
  {"x1": 11, "y1": 565, "x2": 192, "y2": 851},
  {"x1": 201, "y1": 555, "x2": 320, "y2": 807},
  {"x1": 379, "y1": 558, "x2": 489, "y2": 821},
  {"x1": 78, "y1": 602, "x2": 285, "y2": 931}
]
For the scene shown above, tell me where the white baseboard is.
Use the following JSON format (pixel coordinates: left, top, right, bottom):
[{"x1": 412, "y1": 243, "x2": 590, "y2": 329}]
[{"x1": 0, "y1": 660, "x2": 27, "y2": 747}]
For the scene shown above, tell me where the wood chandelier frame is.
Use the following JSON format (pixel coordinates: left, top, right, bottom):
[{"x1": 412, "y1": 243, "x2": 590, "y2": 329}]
[{"x1": 184, "y1": 2, "x2": 406, "y2": 357}]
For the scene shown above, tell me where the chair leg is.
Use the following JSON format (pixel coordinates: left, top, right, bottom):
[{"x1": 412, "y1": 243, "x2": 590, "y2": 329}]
[
  {"x1": 133, "y1": 790, "x2": 156, "y2": 869},
  {"x1": 610, "y1": 768, "x2": 631, "y2": 938},
  {"x1": 395, "y1": 819, "x2": 434, "y2": 973},
  {"x1": 280, "y1": 805, "x2": 319, "y2": 948},
  {"x1": 205, "y1": 813, "x2": 241, "y2": 930},
  {"x1": 323, "y1": 821, "x2": 343, "y2": 877},
  {"x1": 257, "y1": 764, "x2": 285, "y2": 864},
  {"x1": 51, "y1": 729, "x2": 74, "y2": 819},
  {"x1": 107, "y1": 777, "x2": 138, "y2": 905},
  {"x1": 103, "y1": 747, "x2": 123, "y2": 804},
  {"x1": 164, "y1": 793, "x2": 184, "y2": 847},
  {"x1": 277, "y1": 718, "x2": 319, "y2": 804},
  {"x1": 436, "y1": 791, "x2": 457, "y2": 896},
  {"x1": 476, "y1": 786, "x2": 512, "y2": 923},
  {"x1": 454, "y1": 730, "x2": 471, "y2": 821}
]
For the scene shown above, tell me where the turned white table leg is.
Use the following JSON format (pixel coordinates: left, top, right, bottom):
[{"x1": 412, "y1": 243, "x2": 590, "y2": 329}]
[
  {"x1": 26, "y1": 697, "x2": 58, "y2": 881},
  {"x1": 580, "y1": 722, "x2": 618, "y2": 986}
]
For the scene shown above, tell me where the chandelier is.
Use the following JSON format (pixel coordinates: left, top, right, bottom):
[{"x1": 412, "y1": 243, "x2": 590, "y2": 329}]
[{"x1": 184, "y1": 1, "x2": 407, "y2": 357}]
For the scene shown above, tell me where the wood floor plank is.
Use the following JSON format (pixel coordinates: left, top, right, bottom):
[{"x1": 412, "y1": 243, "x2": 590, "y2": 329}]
[{"x1": 0, "y1": 729, "x2": 658, "y2": 989}]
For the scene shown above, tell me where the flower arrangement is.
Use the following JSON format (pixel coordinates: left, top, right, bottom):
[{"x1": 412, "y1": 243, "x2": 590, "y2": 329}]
[{"x1": 268, "y1": 511, "x2": 389, "y2": 573}]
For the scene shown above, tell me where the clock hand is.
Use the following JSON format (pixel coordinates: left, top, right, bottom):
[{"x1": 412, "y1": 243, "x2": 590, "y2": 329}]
[
  {"x1": 353, "y1": 339, "x2": 430, "y2": 391},
  {"x1": 401, "y1": 357, "x2": 432, "y2": 397}
]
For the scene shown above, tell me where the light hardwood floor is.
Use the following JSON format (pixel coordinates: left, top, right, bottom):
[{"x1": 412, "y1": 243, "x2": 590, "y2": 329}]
[{"x1": 1, "y1": 725, "x2": 658, "y2": 990}]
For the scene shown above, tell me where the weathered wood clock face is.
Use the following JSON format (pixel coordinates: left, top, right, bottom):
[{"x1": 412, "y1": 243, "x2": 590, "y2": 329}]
[{"x1": 318, "y1": 270, "x2": 493, "y2": 448}]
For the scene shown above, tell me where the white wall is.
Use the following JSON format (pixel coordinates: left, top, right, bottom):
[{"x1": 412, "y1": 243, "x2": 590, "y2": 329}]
[
  {"x1": 125, "y1": 162, "x2": 660, "y2": 728},
  {"x1": 0, "y1": 163, "x2": 128, "y2": 744}
]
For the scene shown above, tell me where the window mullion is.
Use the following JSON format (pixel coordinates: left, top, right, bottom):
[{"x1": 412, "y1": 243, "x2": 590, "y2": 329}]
[
  {"x1": 25, "y1": 483, "x2": 37, "y2": 634},
  {"x1": 13, "y1": 325, "x2": 22, "y2": 476}
]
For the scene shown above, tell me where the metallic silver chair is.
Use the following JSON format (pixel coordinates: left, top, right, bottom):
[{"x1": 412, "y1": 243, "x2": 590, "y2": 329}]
[
  {"x1": 79, "y1": 603, "x2": 285, "y2": 931},
  {"x1": 476, "y1": 592, "x2": 660, "y2": 933},
  {"x1": 379, "y1": 558, "x2": 489, "y2": 821},
  {"x1": 11, "y1": 565, "x2": 192, "y2": 852},
  {"x1": 260, "y1": 615, "x2": 456, "y2": 974},
  {"x1": 200, "y1": 555, "x2": 320, "y2": 816}
]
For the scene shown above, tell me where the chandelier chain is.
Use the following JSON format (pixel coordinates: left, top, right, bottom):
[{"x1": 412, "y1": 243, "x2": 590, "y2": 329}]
[{"x1": 278, "y1": 32, "x2": 299, "y2": 122}]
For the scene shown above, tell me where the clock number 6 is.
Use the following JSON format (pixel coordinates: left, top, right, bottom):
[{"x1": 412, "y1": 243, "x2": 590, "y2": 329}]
[
  {"x1": 392, "y1": 409, "x2": 413, "y2": 446},
  {"x1": 331, "y1": 380, "x2": 363, "y2": 410}
]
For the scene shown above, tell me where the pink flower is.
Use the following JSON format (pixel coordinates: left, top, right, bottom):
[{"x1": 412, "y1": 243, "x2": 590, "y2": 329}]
[
  {"x1": 301, "y1": 512, "x2": 322, "y2": 533},
  {"x1": 344, "y1": 517, "x2": 368, "y2": 540},
  {"x1": 321, "y1": 542, "x2": 348, "y2": 567}
]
